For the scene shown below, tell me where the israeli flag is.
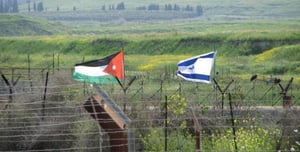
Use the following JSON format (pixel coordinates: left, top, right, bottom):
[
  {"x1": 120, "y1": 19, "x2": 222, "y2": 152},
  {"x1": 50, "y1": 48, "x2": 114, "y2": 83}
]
[{"x1": 176, "y1": 52, "x2": 216, "y2": 84}]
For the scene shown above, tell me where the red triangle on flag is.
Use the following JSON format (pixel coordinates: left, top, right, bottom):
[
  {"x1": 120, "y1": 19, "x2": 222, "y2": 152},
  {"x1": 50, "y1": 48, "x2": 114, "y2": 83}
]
[{"x1": 104, "y1": 51, "x2": 124, "y2": 80}]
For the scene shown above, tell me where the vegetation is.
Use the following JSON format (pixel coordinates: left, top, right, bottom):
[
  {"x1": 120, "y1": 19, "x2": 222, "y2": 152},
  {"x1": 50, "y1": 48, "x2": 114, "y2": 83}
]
[
  {"x1": 0, "y1": 29, "x2": 299, "y2": 76},
  {"x1": 14, "y1": 0, "x2": 299, "y2": 17},
  {"x1": 143, "y1": 122, "x2": 293, "y2": 152},
  {"x1": 0, "y1": 0, "x2": 19, "y2": 13},
  {"x1": 0, "y1": 0, "x2": 299, "y2": 151},
  {"x1": 0, "y1": 15, "x2": 68, "y2": 36},
  {"x1": 202, "y1": 120, "x2": 280, "y2": 151},
  {"x1": 142, "y1": 127, "x2": 195, "y2": 151}
]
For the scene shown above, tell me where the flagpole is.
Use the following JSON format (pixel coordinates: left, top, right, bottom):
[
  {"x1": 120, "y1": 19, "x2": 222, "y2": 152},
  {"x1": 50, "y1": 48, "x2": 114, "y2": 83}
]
[
  {"x1": 213, "y1": 49, "x2": 217, "y2": 81},
  {"x1": 121, "y1": 49, "x2": 126, "y2": 112},
  {"x1": 122, "y1": 49, "x2": 125, "y2": 81},
  {"x1": 213, "y1": 48, "x2": 218, "y2": 112}
]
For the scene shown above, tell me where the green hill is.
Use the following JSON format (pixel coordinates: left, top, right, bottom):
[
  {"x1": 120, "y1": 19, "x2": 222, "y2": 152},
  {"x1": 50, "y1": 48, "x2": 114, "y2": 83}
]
[
  {"x1": 0, "y1": 1, "x2": 299, "y2": 75},
  {"x1": 256, "y1": 44, "x2": 300, "y2": 62},
  {"x1": 1, "y1": 32, "x2": 299, "y2": 56},
  {"x1": 0, "y1": 33, "x2": 299, "y2": 74},
  {"x1": 0, "y1": 14, "x2": 68, "y2": 36},
  {"x1": 14, "y1": 0, "x2": 300, "y2": 32}
]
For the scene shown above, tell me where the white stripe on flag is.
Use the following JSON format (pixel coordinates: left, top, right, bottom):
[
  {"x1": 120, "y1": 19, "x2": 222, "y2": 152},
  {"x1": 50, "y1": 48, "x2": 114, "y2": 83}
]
[{"x1": 74, "y1": 65, "x2": 109, "y2": 77}]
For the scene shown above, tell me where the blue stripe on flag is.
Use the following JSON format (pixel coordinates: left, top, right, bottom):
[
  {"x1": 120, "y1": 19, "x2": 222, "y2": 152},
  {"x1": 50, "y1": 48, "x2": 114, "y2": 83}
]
[
  {"x1": 178, "y1": 57, "x2": 198, "y2": 67},
  {"x1": 201, "y1": 53, "x2": 215, "y2": 58},
  {"x1": 177, "y1": 52, "x2": 215, "y2": 67},
  {"x1": 177, "y1": 71, "x2": 210, "y2": 82}
]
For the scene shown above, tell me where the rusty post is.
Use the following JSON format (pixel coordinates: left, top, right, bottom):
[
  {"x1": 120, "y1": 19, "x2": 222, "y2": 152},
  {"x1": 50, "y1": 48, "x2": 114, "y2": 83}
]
[
  {"x1": 283, "y1": 96, "x2": 292, "y2": 108},
  {"x1": 229, "y1": 93, "x2": 238, "y2": 152},
  {"x1": 191, "y1": 107, "x2": 201, "y2": 152},
  {"x1": 164, "y1": 95, "x2": 168, "y2": 152},
  {"x1": 195, "y1": 131, "x2": 200, "y2": 152}
]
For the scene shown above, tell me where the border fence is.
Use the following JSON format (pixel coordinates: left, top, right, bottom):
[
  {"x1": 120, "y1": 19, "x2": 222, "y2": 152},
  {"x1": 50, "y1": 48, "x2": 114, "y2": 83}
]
[{"x1": 0, "y1": 68, "x2": 299, "y2": 152}]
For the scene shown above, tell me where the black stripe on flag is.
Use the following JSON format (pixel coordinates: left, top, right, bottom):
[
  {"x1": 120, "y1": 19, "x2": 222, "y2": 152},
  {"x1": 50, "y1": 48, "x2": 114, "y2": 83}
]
[{"x1": 75, "y1": 51, "x2": 120, "y2": 67}]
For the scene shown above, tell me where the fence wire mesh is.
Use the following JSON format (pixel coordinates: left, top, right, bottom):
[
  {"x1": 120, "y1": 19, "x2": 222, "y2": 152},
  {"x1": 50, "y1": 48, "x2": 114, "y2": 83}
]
[{"x1": 0, "y1": 68, "x2": 299, "y2": 152}]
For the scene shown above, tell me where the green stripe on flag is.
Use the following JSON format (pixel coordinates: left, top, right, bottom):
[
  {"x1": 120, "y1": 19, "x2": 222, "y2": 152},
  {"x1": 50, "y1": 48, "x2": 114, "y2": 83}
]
[{"x1": 72, "y1": 71, "x2": 118, "y2": 84}]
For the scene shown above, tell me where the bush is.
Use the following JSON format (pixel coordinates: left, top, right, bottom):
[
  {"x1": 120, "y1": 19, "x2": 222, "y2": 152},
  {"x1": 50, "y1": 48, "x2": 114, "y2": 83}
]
[
  {"x1": 142, "y1": 127, "x2": 195, "y2": 152},
  {"x1": 202, "y1": 119, "x2": 280, "y2": 152}
]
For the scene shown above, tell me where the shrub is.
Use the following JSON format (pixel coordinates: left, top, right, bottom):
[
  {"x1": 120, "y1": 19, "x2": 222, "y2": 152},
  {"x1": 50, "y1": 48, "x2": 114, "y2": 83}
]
[
  {"x1": 142, "y1": 127, "x2": 195, "y2": 152},
  {"x1": 202, "y1": 120, "x2": 280, "y2": 152}
]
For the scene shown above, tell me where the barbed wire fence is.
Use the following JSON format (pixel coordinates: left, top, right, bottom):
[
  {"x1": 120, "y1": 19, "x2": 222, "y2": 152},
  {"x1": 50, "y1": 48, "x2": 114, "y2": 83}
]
[{"x1": 0, "y1": 67, "x2": 299, "y2": 152}]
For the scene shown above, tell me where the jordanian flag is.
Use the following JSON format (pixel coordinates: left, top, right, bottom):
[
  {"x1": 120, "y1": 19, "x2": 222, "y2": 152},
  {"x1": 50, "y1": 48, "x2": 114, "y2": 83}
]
[{"x1": 72, "y1": 51, "x2": 124, "y2": 84}]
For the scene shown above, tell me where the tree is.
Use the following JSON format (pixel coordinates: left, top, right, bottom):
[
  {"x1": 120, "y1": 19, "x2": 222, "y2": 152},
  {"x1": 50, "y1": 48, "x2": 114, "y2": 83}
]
[
  {"x1": 12, "y1": 0, "x2": 18, "y2": 13},
  {"x1": 3, "y1": 0, "x2": 9, "y2": 13},
  {"x1": 173, "y1": 4, "x2": 180, "y2": 11},
  {"x1": 116, "y1": 2, "x2": 125, "y2": 10},
  {"x1": 184, "y1": 5, "x2": 193, "y2": 12},
  {"x1": 33, "y1": 1, "x2": 36, "y2": 12},
  {"x1": 0, "y1": 0, "x2": 3, "y2": 13},
  {"x1": 27, "y1": 1, "x2": 30, "y2": 12},
  {"x1": 165, "y1": 4, "x2": 172, "y2": 11},
  {"x1": 109, "y1": 4, "x2": 115, "y2": 10},
  {"x1": 37, "y1": 2, "x2": 43, "y2": 12},
  {"x1": 196, "y1": 5, "x2": 203, "y2": 16},
  {"x1": 148, "y1": 4, "x2": 159, "y2": 11},
  {"x1": 7, "y1": 0, "x2": 11, "y2": 12},
  {"x1": 111, "y1": 4, "x2": 115, "y2": 10}
]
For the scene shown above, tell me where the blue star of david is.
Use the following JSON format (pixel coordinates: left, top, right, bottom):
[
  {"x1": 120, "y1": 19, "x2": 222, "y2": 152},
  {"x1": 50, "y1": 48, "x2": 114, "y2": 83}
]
[{"x1": 188, "y1": 65, "x2": 195, "y2": 70}]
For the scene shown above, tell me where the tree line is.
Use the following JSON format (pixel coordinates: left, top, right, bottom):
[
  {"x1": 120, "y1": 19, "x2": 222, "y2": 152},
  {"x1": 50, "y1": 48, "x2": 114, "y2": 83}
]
[
  {"x1": 111, "y1": 2, "x2": 203, "y2": 16},
  {"x1": 27, "y1": 1, "x2": 44, "y2": 12},
  {"x1": 0, "y1": 0, "x2": 44, "y2": 13},
  {"x1": 0, "y1": 0, "x2": 18, "y2": 13},
  {"x1": 41, "y1": 1, "x2": 204, "y2": 16},
  {"x1": 0, "y1": 1, "x2": 203, "y2": 16}
]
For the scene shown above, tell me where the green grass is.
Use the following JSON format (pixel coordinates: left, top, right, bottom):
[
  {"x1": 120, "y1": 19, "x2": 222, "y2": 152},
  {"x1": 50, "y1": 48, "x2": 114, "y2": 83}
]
[
  {"x1": 0, "y1": 1, "x2": 299, "y2": 150},
  {"x1": 0, "y1": 14, "x2": 69, "y2": 36},
  {"x1": 256, "y1": 44, "x2": 300, "y2": 62},
  {"x1": 0, "y1": 28, "x2": 299, "y2": 76},
  {"x1": 0, "y1": 5, "x2": 299, "y2": 106},
  {"x1": 14, "y1": 14, "x2": 299, "y2": 36},
  {"x1": 0, "y1": 27, "x2": 299, "y2": 56}
]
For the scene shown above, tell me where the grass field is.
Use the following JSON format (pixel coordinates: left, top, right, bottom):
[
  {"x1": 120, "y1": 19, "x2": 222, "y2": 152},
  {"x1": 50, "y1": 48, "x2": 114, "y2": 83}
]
[
  {"x1": 0, "y1": 0, "x2": 299, "y2": 103},
  {"x1": 0, "y1": 1, "x2": 300, "y2": 151},
  {"x1": 15, "y1": 0, "x2": 300, "y2": 36}
]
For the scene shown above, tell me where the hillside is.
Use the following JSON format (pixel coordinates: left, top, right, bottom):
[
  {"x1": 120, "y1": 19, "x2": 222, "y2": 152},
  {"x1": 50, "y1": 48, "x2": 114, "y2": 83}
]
[
  {"x1": 0, "y1": 15, "x2": 69, "y2": 36},
  {"x1": 15, "y1": 0, "x2": 300, "y2": 30},
  {"x1": 1, "y1": 32, "x2": 299, "y2": 55},
  {"x1": 0, "y1": 0, "x2": 299, "y2": 36},
  {"x1": 0, "y1": 32, "x2": 299, "y2": 75},
  {"x1": 0, "y1": 0, "x2": 299, "y2": 74},
  {"x1": 0, "y1": 1, "x2": 299, "y2": 152}
]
